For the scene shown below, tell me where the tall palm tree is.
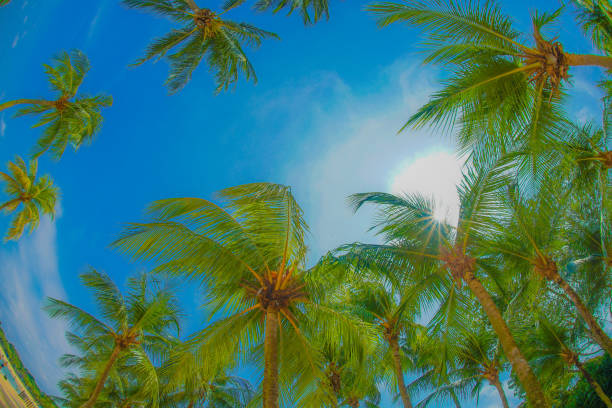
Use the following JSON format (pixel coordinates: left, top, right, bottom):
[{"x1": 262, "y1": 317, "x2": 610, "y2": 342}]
[
  {"x1": 492, "y1": 178, "x2": 612, "y2": 356},
  {"x1": 45, "y1": 269, "x2": 180, "y2": 408},
  {"x1": 0, "y1": 156, "x2": 58, "y2": 240},
  {"x1": 113, "y1": 183, "x2": 373, "y2": 408},
  {"x1": 343, "y1": 160, "x2": 549, "y2": 407},
  {"x1": 123, "y1": 0, "x2": 278, "y2": 93},
  {"x1": 367, "y1": 0, "x2": 612, "y2": 162},
  {"x1": 0, "y1": 50, "x2": 112, "y2": 159},
  {"x1": 530, "y1": 316, "x2": 612, "y2": 407}
]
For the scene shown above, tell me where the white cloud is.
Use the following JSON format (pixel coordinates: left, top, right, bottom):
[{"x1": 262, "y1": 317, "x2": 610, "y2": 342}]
[
  {"x1": 11, "y1": 34, "x2": 19, "y2": 48},
  {"x1": 390, "y1": 151, "x2": 463, "y2": 225},
  {"x1": 272, "y1": 58, "x2": 455, "y2": 260},
  {"x1": 0, "y1": 212, "x2": 72, "y2": 395},
  {"x1": 0, "y1": 114, "x2": 6, "y2": 137}
]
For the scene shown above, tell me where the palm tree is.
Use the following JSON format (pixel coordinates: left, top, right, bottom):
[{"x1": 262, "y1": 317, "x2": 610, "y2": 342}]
[
  {"x1": 123, "y1": 0, "x2": 278, "y2": 93},
  {"x1": 113, "y1": 183, "x2": 373, "y2": 408},
  {"x1": 0, "y1": 0, "x2": 11, "y2": 7},
  {"x1": 572, "y1": 0, "x2": 612, "y2": 55},
  {"x1": 342, "y1": 160, "x2": 549, "y2": 407},
  {"x1": 0, "y1": 156, "x2": 58, "y2": 240},
  {"x1": 225, "y1": 0, "x2": 331, "y2": 24},
  {"x1": 159, "y1": 343, "x2": 255, "y2": 408},
  {"x1": 367, "y1": 0, "x2": 612, "y2": 161},
  {"x1": 0, "y1": 50, "x2": 112, "y2": 159},
  {"x1": 530, "y1": 316, "x2": 612, "y2": 407},
  {"x1": 338, "y1": 277, "x2": 419, "y2": 408},
  {"x1": 492, "y1": 178, "x2": 612, "y2": 356},
  {"x1": 45, "y1": 269, "x2": 180, "y2": 408}
]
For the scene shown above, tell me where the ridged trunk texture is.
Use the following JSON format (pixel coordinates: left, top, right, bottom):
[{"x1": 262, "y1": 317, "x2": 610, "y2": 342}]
[
  {"x1": 463, "y1": 270, "x2": 549, "y2": 408},
  {"x1": 263, "y1": 309, "x2": 280, "y2": 408},
  {"x1": 389, "y1": 337, "x2": 413, "y2": 408},
  {"x1": 566, "y1": 53, "x2": 612, "y2": 70}
]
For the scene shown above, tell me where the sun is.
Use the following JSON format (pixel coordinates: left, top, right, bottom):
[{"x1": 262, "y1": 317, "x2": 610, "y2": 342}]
[{"x1": 389, "y1": 150, "x2": 463, "y2": 225}]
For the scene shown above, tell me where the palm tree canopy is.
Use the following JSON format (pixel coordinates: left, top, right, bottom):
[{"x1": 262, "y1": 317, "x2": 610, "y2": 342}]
[
  {"x1": 366, "y1": 0, "x2": 609, "y2": 168},
  {"x1": 124, "y1": 0, "x2": 279, "y2": 93},
  {"x1": 0, "y1": 156, "x2": 58, "y2": 240},
  {"x1": 9, "y1": 50, "x2": 112, "y2": 159},
  {"x1": 113, "y1": 183, "x2": 377, "y2": 405},
  {"x1": 45, "y1": 270, "x2": 181, "y2": 408}
]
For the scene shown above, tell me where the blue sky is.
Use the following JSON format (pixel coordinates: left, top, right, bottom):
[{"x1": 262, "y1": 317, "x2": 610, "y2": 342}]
[{"x1": 0, "y1": 0, "x2": 605, "y2": 406}]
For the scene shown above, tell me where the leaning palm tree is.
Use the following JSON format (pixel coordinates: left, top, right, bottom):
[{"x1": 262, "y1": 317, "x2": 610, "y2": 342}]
[
  {"x1": 530, "y1": 316, "x2": 612, "y2": 407},
  {"x1": 367, "y1": 0, "x2": 612, "y2": 162},
  {"x1": 0, "y1": 156, "x2": 58, "y2": 240},
  {"x1": 123, "y1": 0, "x2": 278, "y2": 93},
  {"x1": 113, "y1": 183, "x2": 374, "y2": 408},
  {"x1": 0, "y1": 50, "x2": 112, "y2": 159},
  {"x1": 343, "y1": 160, "x2": 549, "y2": 407},
  {"x1": 492, "y1": 177, "x2": 612, "y2": 356},
  {"x1": 45, "y1": 269, "x2": 181, "y2": 408}
]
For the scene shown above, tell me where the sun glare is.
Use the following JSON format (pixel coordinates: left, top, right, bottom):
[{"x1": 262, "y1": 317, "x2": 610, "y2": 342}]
[{"x1": 389, "y1": 151, "x2": 463, "y2": 226}]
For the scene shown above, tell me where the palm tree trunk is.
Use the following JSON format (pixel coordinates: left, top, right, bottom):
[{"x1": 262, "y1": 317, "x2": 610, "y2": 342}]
[
  {"x1": 388, "y1": 337, "x2": 413, "y2": 408},
  {"x1": 451, "y1": 392, "x2": 461, "y2": 408},
  {"x1": 490, "y1": 377, "x2": 510, "y2": 408},
  {"x1": 0, "y1": 99, "x2": 52, "y2": 112},
  {"x1": 80, "y1": 346, "x2": 121, "y2": 408},
  {"x1": 566, "y1": 53, "x2": 612, "y2": 70},
  {"x1": 263, "y1": 309, "x2": 280, "y2": 408},
  {"x1": 574, "y1": 359, "x2": 612, "y2": 408},
  {"x1": 463, "y1": 270, "x2": 549, "y2": 408},
  {"x1": 549, "y1": 271, "x2": 612, "y2": 356}
]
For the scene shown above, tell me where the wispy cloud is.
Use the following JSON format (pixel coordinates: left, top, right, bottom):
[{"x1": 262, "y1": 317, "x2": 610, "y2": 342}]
[
  {"x1": 87, "y1": 2, "x2": 108, "y2": 41},
  {"x1": 262, "y1": 57, "x2": 450, "y2": 260},
  {"x1": 0, "y1": 211, "x2": 72, "y2": 395},
  {"x1": 0, "y1": 114, "x2": 6, "y2": 137},
  {"x1": 11, "y1": 34, "x2": 19, "y2": 48}
]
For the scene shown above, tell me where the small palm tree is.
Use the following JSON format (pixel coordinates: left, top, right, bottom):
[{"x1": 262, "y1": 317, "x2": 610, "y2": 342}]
[
  {"x1": 0, "y1": 50, "x2": 112, "y2": 159},
  {"x1": 114, "y1": 183, "x2": 373, "y2": 408},
  {"x1": 343, "y1": 160, "x2": 549, "y2": 407},
  {"x1": 45, "y1": 269, "x2": 180, "y2": 408},
  {"x1": 367, "y1": 0, "x2": 612, "y2": 161},
  {"x1": 123, "y1": 0, "x2": 278, "y2": 93},
  {"x1": 0, "y1": 156, "x2": 58, "y2": 240},
  {"x1": 338, "y1": 277, "x2": 419, "y2": 408},
  {"x1": 159, "y1": 343, "x2": 255, "y2": 408}
]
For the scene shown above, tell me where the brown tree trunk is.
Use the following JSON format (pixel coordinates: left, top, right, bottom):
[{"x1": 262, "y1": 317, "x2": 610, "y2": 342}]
[
  {"x1": 575, "y1": 359, "x2": 612, "y2": 408},
  {"x1": 263, "y1": 309, "x2": 280, "y2": 408},
  {"x1": 566, "y1": 53, "x2": 612, "y2": 70},
  {"x1": 80, "y1": 346, "x2": 121, "y2": 408},
  {"x1": 491, "y1": 376, "x2": 510, "y2": 408},
  {"x1": 0, "y1": 99, "x2": 52, "y2": 112},
  {"x1": 388, "y1": 337, "x2": 413, "y2": 408},
  {"x1": 551, "y1": 271, "x2": 612, "y2": 356},
  {"x1": 463, "y1": 270, "x2": 549, "y2": 408}
]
